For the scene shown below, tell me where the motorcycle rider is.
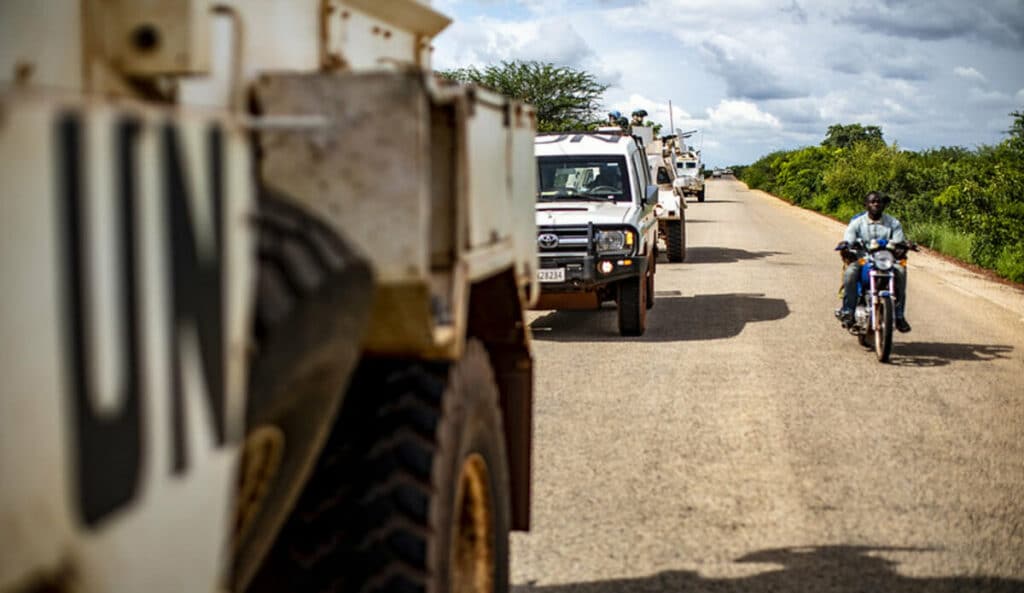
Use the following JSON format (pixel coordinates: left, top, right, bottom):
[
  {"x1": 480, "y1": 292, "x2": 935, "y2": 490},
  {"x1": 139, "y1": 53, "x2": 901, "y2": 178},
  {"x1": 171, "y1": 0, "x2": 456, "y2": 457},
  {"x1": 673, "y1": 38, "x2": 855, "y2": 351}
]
[{"x1": 836, "y1": 191, "x2": 912, "y2": 333}]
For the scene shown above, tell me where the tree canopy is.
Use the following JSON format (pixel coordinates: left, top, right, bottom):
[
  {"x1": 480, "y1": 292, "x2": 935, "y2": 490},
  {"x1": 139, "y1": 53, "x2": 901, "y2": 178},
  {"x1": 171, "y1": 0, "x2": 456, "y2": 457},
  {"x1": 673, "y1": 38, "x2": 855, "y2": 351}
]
[
  {"x1": 1007, "y1": 109, "x2": 1024, "y2": 141},
  {"x1": 821, "y1": 123, "x2": 885, "y2": 150},
  {"x1": 439, "y1": 60, "x2": 608, "y2": 133},
  {"x1": 737, "y1": 110, "x2": 1024, "y2": 283}
]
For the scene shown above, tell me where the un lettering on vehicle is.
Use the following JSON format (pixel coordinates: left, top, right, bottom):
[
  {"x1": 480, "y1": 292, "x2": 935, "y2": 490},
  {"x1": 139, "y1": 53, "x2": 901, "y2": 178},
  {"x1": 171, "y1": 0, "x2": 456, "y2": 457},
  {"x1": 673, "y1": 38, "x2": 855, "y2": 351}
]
[{"x1": 0, "y1": 97, "x2": 253, "y2": 591}]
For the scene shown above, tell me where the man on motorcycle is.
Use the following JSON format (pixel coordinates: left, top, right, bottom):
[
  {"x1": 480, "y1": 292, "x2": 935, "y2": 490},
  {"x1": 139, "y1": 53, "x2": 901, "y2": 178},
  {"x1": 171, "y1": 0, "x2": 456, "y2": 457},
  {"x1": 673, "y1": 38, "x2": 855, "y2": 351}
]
[{"x1": 836, "y1": 191, "x2": 912, "y2": 333}]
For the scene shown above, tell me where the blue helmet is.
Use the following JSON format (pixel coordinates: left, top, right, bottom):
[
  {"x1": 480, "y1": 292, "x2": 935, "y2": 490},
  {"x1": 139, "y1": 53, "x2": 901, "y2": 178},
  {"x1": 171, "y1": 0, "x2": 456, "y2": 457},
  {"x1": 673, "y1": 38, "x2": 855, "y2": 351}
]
[{"x1": 609, "y1": 110, "x2": 622, "y2": 118}]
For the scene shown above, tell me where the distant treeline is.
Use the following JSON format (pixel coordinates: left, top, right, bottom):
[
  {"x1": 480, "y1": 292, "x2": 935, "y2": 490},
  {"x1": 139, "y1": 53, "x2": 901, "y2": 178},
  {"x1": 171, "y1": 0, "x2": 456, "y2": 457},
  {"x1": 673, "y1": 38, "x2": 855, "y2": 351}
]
[{"x1": 733, "y1": 116, "x2": 1024, "y2": 283}]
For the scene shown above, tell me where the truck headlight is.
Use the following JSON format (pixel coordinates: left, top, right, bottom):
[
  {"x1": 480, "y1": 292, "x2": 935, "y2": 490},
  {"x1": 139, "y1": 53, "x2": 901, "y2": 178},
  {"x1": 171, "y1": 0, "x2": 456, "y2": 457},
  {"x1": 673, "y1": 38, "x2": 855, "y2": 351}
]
[{"x1": 596, "y1": 230, "x2": 627, "y2": 252}]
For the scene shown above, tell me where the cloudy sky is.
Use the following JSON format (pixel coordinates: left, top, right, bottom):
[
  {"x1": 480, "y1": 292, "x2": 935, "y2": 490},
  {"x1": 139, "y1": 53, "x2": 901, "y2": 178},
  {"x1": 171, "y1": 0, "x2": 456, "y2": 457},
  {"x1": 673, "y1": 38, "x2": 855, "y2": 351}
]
[{"x1": 430, "y1": 0, "x2": 1024, "y2": 167}]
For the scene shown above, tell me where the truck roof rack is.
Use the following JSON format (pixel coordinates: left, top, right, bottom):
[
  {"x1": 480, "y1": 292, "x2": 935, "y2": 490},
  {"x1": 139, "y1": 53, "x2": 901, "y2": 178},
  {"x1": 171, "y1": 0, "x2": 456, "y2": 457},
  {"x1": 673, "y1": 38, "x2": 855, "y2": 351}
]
[
  {"x1": 535, "y1": 131, "x2": 624, "y2": 145},
  {"x1": 534, "y1": 130, "x2": 646, "y2": 150}
]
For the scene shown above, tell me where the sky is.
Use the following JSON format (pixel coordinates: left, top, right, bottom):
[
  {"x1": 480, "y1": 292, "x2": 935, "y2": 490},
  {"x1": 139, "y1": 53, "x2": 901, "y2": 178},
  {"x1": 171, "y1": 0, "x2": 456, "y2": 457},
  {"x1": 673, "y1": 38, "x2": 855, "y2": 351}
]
[{"x1": 429, "y1": 0, "x2": 1024, "y2": 167}]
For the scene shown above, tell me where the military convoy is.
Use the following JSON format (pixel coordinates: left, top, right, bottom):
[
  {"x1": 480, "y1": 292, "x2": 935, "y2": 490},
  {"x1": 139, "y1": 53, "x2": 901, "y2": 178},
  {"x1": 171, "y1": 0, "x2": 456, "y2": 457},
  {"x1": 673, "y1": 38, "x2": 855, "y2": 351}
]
[
  {"x1": 0, "y1": 1, "x2": 536, "y2": 592},
  {"x1": 0, "y1": 1, "x2": 703, "y2": 589}
]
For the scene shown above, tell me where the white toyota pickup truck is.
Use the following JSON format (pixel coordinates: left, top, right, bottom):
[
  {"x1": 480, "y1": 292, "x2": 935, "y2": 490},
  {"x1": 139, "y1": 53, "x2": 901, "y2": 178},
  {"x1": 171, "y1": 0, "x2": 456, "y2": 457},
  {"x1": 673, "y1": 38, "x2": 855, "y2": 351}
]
[{"x1": 532, "y1": 132, "x2": 660, "y2": 336}]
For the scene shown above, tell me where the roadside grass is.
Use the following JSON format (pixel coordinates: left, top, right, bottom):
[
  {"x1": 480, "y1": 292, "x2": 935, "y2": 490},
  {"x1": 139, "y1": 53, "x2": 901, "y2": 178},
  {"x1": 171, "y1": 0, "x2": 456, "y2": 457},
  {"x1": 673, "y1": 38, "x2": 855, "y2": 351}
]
[{"x1": 906, "y1": 221, "x2": 975, "y2": 263}]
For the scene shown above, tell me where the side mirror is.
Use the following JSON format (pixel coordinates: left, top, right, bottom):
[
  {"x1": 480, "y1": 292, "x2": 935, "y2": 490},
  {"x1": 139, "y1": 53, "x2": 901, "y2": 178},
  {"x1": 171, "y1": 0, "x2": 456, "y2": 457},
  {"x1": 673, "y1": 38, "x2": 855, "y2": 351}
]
[{"x1": 644, "y1": 184, "x2": 658, "y2": 206}]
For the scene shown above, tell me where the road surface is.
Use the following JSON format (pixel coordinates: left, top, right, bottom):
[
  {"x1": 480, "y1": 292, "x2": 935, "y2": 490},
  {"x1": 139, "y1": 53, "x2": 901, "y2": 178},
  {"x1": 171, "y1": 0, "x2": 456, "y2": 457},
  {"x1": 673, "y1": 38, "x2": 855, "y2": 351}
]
[{"x1": 514, "y1": 177, "x2": 1024, "y2": 592}]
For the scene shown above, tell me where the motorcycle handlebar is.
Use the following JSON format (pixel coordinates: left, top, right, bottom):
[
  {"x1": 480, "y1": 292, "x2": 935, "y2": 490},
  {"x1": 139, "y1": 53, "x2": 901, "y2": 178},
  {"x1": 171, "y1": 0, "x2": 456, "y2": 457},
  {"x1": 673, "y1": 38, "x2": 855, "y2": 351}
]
[
  {"x1": 835, "y1": 239, "x2": 917, "y2": 261},
  {"x1": 839, "y1": 239, "x2": 918, "y2": 251}
]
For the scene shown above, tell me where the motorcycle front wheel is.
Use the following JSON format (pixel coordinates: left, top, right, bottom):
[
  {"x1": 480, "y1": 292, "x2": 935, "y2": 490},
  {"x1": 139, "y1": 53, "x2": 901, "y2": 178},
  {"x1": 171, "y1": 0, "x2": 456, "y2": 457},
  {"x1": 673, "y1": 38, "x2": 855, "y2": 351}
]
[{"x1": 874, "y1": 296, "x2": 894, "y2": 362}]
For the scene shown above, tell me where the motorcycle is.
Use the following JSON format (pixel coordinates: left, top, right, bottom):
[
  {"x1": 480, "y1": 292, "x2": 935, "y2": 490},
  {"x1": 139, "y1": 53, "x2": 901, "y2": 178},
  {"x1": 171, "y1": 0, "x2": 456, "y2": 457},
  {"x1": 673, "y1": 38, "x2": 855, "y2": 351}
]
[{"x1": 835, "y1": 238, "x2": 917, "y2": 363}]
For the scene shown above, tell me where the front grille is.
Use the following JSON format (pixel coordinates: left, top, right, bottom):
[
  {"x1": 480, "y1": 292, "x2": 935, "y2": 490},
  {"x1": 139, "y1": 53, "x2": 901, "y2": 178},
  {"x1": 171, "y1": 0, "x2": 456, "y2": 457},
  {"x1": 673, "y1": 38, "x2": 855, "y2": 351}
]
[{"x1": 537, "y1": 225, "x2": 591, "y2": 257}]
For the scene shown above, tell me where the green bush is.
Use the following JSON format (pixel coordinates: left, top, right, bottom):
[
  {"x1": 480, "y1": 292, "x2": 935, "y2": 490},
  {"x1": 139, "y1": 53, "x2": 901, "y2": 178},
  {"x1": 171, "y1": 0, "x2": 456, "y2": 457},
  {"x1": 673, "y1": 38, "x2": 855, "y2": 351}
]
[{"x1": 735, "y1": 112, "x2": 1024, "y2": 283}]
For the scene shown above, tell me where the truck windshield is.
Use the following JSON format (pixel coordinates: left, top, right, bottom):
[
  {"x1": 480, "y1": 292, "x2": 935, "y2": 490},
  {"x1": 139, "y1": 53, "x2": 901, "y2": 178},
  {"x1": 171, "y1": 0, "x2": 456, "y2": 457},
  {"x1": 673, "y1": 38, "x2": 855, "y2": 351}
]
[
  {"x1": 676, "y1": 161, "x2": 698, "y2": 176},
  {"x1": 537, "y1": 156, "x2": 631, "y2": 202}
]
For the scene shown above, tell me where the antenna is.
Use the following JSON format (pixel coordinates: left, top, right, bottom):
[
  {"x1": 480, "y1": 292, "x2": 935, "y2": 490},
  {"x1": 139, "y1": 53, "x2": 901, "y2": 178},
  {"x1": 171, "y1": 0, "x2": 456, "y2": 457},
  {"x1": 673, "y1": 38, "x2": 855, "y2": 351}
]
[{"x1": 669, "y1": 100, "x2": 675, "y2": 138}]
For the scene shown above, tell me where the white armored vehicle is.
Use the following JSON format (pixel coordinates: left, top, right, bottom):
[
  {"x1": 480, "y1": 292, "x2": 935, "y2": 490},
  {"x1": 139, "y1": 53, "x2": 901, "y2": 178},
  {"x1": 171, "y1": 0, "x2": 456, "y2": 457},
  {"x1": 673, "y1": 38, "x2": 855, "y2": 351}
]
[
  {"x1": 533, "y1": 132, "x2": 660, "y2": 336},
  {"x1": 674, "y1": 149, "x2": 706, "y2": 202},
  {"x1": 0, "y1": 1, "x2": 537, "y2": 592},
  {"x1": 647, "y1": 150, "x2": 688, "y2": 263}
]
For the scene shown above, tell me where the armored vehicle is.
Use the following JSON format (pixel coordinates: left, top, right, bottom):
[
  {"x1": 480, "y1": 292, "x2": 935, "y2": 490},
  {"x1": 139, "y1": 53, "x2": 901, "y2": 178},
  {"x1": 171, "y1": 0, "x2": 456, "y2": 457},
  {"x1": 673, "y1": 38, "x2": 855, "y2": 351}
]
[{"x1": 0, "y1": 1, "x2": 536, "y2": 592}]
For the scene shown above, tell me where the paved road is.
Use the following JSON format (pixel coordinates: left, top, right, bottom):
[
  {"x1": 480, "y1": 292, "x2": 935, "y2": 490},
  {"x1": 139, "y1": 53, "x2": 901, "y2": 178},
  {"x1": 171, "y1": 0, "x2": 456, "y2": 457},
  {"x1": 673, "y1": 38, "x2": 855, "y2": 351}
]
[{"x1": 514, "y1": 178, "x2": 1024, "y2": 592}]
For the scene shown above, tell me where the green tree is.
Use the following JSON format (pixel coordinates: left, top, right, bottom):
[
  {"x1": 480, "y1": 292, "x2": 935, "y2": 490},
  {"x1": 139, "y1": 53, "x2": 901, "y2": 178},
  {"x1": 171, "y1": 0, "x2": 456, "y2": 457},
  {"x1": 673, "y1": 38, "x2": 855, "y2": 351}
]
[
  {"x1": 439, "y1": 61, "x2": 608, "y2": 132},
  {"x1": 735, "y1": 109, "x2": 1024, "y2": 282},
  {"x1": 821, "y1": 123, "x2": 885, "y2": 150},
  {"x1": 1008, "y1": 109, "x2": 1024, "y2": 138}
]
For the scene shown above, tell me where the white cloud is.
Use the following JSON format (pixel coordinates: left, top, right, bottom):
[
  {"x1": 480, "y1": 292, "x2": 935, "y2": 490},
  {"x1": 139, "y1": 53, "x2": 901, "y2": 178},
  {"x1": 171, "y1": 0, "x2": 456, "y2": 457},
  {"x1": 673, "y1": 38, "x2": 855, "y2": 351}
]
[
  {"x1": 878, "y1": 98, "x2": 920, "y2": 124},
  {"x1": 707, "y1": 100, "x2": 782, "y2": 130},
  {"x1": 609, "y1": 94, "x2": 691, "y2": 121},
  {"x1": 968, "y1": 87, "x2": 1012, "y2": 106},
  {"x1": 433, "y1": 18, "x2": 595, "y2": 70},
  {"x1": 697, "y1": 34, "x2": 807, "y2": 100},
  {"x1": 433, "y1": 0, "x2": 1024, "y2": 164},
  {"x1": 839, "y1": 0, "x2": 1024, "y2": 48},
  {"x1": 886, "y1": 80, "x2": 920, "y2": 99},
  {"x1": 954, "y1": 66, "x2": 988, "y2": 83}
]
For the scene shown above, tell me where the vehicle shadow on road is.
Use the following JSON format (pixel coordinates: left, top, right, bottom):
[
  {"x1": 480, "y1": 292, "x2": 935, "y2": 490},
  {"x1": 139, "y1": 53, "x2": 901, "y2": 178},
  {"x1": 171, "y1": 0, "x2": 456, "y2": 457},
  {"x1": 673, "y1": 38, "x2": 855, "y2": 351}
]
[
  {"x1": 680, "y1": 247, "x2": 786, "y2": 264},
  {"x1": 889, "y1": 342, "x2": 1015, "y2": 368},
  {"x1": 513, "y1": 545, "x2": 1024, "y2": 593},
  {"x1": 530, "y1": 293, "x2": 789, "y2": 342}
]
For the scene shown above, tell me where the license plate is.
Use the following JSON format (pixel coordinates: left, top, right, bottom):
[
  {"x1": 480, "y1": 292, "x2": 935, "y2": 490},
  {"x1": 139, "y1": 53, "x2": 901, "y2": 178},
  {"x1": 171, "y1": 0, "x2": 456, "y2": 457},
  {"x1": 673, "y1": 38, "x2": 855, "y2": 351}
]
[{"x1": 537, "y1": 268, "x2": 565, "y2": 283}]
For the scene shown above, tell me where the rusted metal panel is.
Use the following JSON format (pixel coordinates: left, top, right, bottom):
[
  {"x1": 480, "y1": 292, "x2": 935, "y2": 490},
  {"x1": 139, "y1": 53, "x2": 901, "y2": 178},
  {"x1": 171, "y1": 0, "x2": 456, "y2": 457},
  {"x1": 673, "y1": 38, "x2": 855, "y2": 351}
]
[
  {"x1": 322, "y1": 0, "x2": 447, "y2": 70},
  {"x1": 255, "y1": 71, "x2": 434, "y2": 286},
  {"x1": 254, "y1": 72, "x2": 537, "y2": 359}
]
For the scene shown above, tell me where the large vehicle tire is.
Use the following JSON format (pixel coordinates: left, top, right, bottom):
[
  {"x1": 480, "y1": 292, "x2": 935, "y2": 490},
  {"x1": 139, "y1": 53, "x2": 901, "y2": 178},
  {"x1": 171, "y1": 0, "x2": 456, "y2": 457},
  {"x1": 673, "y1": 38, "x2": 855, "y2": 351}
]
[
  {"x1": 265, "y1": 339, "x2": 511, "y2": 593},
  {"x1": 875, "y1": 297, "x2": 894, "y2": 363},
  {"x1": 666, "y1": 219, "x2": 686, "y2": 263},
  {"x1": 697, "y1": 188, "x2": 706, "y2": 203},
  {"x1": 234, "y1": 192, "x2": 373, "y2": 592},
  {"x1": 618, "y1": 273, "x2": 647, "y2": 336}
]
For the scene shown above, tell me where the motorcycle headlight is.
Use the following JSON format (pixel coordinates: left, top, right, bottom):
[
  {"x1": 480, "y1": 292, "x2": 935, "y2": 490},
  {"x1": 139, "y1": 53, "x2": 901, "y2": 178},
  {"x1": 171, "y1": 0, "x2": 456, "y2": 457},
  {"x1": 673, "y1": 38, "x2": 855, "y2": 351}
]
[
  {"x1": 596, "y1": 230, "x2": 626, "y2": 252},
  {"x1": 874, "y1": 250, "x2": 895, "y2": 271}
]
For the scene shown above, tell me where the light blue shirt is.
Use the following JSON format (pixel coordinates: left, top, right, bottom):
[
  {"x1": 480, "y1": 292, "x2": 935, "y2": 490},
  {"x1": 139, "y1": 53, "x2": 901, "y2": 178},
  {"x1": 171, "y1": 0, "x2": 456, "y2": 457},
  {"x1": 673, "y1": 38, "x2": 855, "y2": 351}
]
[{"x1": 844, "y1": 212, "x2": 905, "y2": 244}]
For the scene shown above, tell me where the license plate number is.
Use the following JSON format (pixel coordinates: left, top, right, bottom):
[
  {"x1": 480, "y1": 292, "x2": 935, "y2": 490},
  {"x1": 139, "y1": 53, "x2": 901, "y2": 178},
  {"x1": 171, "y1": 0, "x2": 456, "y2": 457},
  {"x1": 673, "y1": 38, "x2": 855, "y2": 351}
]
[{"x1": 537, "y1": 268, "x2": 565, "y2": 283}]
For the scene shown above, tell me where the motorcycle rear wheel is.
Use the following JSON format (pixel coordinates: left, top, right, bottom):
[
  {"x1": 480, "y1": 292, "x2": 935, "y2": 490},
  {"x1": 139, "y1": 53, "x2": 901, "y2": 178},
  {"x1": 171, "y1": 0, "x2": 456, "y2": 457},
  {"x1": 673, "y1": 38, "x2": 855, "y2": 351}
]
[{"x1": 874, "y1": 296, "x2": 894, "y2": 362}]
